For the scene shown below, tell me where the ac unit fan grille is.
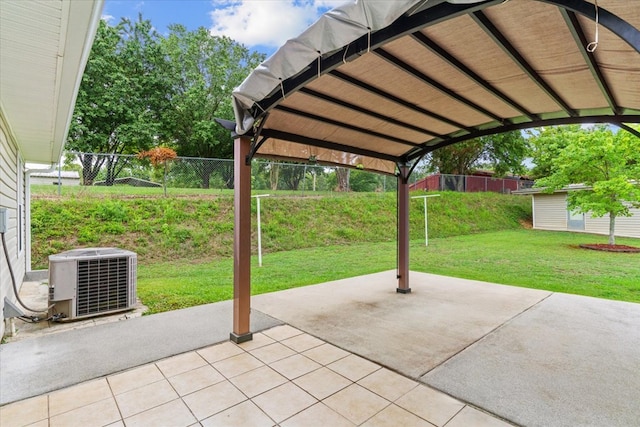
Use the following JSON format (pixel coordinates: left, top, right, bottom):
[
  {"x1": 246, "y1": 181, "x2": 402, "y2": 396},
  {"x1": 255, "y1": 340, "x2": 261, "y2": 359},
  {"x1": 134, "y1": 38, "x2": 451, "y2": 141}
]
[{"x1": 77, "y1": 257, "x2": 129, "y2": 316}]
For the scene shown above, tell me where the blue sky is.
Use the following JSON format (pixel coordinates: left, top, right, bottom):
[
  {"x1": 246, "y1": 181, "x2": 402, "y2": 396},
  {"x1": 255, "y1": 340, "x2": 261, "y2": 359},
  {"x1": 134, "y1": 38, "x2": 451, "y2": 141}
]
[{"x1": 102, "y1": 0, "x2": 346, "y2": 57}]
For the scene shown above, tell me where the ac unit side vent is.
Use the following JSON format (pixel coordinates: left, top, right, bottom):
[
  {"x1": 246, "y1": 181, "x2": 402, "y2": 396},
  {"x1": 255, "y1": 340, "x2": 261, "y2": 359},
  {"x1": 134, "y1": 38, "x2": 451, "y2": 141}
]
[{"x1": 76, "y1": 257, "x2": 130, "y2": 316}]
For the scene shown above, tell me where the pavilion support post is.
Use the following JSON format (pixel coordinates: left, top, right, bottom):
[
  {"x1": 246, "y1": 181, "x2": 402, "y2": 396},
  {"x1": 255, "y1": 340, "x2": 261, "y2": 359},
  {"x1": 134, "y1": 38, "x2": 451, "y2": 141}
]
[
  {"x1": 230, "y1": 136, "x2": 253, "y2": 343},
  {"x1": 397, "y1": 165, "x2": 411, "y2": 293}
]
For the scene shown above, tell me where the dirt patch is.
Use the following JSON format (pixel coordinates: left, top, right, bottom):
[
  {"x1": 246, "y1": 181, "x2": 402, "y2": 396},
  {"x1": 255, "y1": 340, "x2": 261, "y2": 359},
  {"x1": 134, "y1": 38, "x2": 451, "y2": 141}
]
[
  {"x1": 579, "y1": 243, "x2": 640, "y2": 253},
  {"x1": 518, "y1": 218, "x2": 533, "y2": 229}
]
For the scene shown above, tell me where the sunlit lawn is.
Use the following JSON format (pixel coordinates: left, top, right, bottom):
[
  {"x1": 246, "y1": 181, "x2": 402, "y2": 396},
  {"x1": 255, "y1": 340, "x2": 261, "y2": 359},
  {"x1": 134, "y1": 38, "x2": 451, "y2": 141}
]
[{"x1": 137, "y1": 229, "x2": 640, "y2": 313}]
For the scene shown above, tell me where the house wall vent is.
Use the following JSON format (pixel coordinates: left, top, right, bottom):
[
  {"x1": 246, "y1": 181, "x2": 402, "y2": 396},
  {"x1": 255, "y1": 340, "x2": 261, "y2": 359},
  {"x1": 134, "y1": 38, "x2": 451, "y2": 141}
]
[{"x1": 48, "y1": 248, "x2": 137, "y2": 320}]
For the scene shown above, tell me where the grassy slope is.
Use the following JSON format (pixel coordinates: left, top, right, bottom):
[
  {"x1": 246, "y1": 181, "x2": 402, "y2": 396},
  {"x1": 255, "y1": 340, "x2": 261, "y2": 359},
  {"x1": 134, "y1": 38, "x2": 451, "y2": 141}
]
[
  {"x1": 30, "y1": 190, "x2": 531, "y2": 269},
  {"x1": 30, "y1": 188, "x2": 640, "y2": 314}
]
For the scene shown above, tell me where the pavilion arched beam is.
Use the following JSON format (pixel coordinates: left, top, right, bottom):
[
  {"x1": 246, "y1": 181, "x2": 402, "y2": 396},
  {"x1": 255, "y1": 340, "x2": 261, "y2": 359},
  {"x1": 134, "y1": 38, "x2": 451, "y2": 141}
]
[
  {"x1": 618, "y1": 123, "x2": 640, "y2": 139},
  {"x1": 540, "y1": 0, "x2": 640, "y2": 51},
  {"x1": 405, "y1": 115, "x2": 640, "y2": 161},
  {"x1": 243, "y1": 113, "x2": 640, "y2": 177},
  {"x1": 328, "y1": 69, "x2": 474, "y2": 133}
]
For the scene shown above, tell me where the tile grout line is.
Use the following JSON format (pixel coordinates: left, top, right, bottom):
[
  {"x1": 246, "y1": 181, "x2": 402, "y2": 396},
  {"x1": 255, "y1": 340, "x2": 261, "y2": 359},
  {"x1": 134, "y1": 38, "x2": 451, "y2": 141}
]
[
  {"x1": 157, "y1": 358, "x2": 202, "y2": 427},
  {"x1": 105, "y1": 375, "x2": 126, "y2": 426},
  {"x1": 15, "y1": 325, "x2": 482, "y2": 427},
  {"x1": 442, "y1": 404, "x2": 466, "y2": 427}
]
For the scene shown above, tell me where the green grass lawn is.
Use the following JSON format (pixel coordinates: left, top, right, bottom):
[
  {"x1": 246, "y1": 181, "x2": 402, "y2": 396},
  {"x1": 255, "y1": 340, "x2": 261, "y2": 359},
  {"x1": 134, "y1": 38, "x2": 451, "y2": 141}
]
[{"x1": 137, "y1": 229, "x2": 640, "y2": 313}]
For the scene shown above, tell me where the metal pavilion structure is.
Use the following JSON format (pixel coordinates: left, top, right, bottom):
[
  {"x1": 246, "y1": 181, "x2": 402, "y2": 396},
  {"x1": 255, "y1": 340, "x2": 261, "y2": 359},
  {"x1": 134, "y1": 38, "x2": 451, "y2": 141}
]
[{"x1": 219, "y1": 0, "x2": 640, "y2": 342}]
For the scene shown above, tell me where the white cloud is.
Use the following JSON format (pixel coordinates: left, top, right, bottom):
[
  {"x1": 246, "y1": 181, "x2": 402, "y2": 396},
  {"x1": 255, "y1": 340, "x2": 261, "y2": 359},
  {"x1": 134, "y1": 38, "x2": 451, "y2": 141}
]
[
  {"x1": 101, "y1": 14, "x2": 115, "y2": 24},
  {"x1": 209, "y1": 0, "x2": 347, "y2": 48}
]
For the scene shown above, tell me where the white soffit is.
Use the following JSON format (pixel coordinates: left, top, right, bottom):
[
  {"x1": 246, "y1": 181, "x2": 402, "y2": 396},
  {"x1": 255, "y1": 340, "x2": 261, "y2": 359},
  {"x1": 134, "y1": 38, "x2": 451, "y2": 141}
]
[{"x1": 0, "y1": 0, "x2": 103, "y2": 164}]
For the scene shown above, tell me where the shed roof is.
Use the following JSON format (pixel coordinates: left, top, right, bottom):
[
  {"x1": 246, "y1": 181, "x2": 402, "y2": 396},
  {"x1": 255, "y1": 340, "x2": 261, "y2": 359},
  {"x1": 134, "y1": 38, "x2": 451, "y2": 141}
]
[{"x1": 231, "y1": 0, "x2": 640, "y2": 175}]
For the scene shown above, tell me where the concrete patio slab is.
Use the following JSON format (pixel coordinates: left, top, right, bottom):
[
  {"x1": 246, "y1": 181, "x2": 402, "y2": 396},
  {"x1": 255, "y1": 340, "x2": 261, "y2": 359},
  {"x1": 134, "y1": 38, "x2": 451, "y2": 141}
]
[
  {"x1": 423, "y1": 292, "x2": 640, "y2": 427},
  {"x1": 0, "y1": 300, "x2": 281, "y2": 405},
  {"x1": 3, "y1": 270, "x2": 638, "y2": 426},
  {"x1": 252, "y1": 270, "x2": 551, "y2": 379}
]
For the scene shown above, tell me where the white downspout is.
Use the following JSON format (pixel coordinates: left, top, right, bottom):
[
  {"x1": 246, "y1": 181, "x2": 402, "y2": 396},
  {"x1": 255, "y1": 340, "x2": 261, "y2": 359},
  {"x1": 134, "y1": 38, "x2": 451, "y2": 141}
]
[{"x1": 24, "y1": 163, "x2": 58, "y2": 272}]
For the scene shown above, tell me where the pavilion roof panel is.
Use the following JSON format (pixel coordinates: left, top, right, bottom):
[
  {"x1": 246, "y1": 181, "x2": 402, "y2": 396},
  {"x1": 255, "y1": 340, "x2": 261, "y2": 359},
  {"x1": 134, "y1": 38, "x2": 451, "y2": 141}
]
[
  {"x1": 231, "y1": 0, "x2": 640, "y2": 173},
  {"x1": 337, "y1": 52, "x2": 494, "y2": 128},
  {"x1": 263, "y1": 108, "x2": 415, "y2": 158},
  {"x1": 421, "y1": 14, "x2": 563, "y2": 115},
  {"x1": 482, "y1": 3, "x2": 609, "y2": 111},
  {"x1": 279, "y1": 91, "x2": 432, "y2": 144},
  {"x1": 307, "y1": 74, "x2": 460, "y2": 136},
  {"x1": 384, "y1": 35, "x2": 523, "y2": 120}
]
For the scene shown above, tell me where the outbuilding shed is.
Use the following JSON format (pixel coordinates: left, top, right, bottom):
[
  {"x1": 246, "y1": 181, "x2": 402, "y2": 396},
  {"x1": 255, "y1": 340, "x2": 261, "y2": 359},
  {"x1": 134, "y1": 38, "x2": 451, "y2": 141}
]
[
  {"x1": 30, "y1": 171, "x2": 80, "y2": 186},
  {"x1": 516, "y1": 186, "x2": 640, "y2": 238}
]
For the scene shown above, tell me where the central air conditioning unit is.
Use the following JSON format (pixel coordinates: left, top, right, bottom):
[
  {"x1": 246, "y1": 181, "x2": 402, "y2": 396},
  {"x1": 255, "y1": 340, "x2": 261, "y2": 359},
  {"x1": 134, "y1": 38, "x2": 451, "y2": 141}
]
[{"x1": 48, "y1": 248, "x2": 137, "y2": 320}]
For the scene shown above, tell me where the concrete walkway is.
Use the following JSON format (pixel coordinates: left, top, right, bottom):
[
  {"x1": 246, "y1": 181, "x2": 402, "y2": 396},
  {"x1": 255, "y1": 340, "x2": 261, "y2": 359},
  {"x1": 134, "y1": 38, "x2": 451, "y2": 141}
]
[
  {"x1": 2, "y1": 271, "x2": 639, "y2": 426},
  {"x1": 0, "y1": 301, "x2": 281, "y2": 405}
]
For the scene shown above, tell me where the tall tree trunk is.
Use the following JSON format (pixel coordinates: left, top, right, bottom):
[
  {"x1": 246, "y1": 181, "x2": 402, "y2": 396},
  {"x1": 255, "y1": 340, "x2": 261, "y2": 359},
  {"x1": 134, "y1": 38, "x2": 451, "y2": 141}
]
[
  {"x1": 609, "y1": 212, "x2": 616, "y2": 245},
  {"x1": 336, "y1": 168, "x2": 350, "y2": 192},
  {"x1": 196, "y1": 160, "x2": 212, "y2": 189},
  {"x1": 270, "y1": 163, "x2": 279, "y2": 191},
  {"x1": 201, "y1": 171, "x2": 211, "y2": 189},
  {"x1": 222, "y1": 163, "x2": 234, "y2": 189},
  {"x1": 105, "y1": 155, "x2": 119, "y2": 186},
  {"x1": 163, "y1": 162, "x2": 168, "y2": 197},
  {"x1": 81, "y1": 153, "x2": 95, "y2": 185}
]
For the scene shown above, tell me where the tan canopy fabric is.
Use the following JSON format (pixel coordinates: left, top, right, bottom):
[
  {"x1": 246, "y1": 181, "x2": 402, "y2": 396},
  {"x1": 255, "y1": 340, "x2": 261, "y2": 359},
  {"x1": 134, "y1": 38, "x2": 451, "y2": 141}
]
[{"x1": 232, "y1": 0, "x2": 640, "y2": 175}]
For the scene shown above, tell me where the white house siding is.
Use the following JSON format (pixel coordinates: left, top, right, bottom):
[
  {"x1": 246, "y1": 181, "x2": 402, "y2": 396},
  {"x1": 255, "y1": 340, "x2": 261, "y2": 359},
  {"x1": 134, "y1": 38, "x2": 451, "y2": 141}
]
[
  {"x1": 0, "y1": 119, "x2": 26, "y2": 339},
  {"x1": 585, "y1": 208, "x2": 640, "y2": 239},
  {"x1": 533, "y1": 193, "x2": 567, "y2": 231}
]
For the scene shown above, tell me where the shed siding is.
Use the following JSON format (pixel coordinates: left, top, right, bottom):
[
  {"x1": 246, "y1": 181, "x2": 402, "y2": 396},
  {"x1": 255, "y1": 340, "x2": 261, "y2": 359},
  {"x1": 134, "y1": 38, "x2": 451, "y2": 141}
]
[
  {"x1": 532, "y1": 192, "x2": 639, "y2": 239},
  {"x1": 31, "y1": 176, "x2": 80, "y2": 186},
  {"x1": 585, "y1": 208, "x2": 640, "y2": 239},
  {"x1": 533, "y1": 193, "x2": 567, "y2": 231},
  {"x1": 1, "y1": 120, "x2": 26, "y2": 339}
]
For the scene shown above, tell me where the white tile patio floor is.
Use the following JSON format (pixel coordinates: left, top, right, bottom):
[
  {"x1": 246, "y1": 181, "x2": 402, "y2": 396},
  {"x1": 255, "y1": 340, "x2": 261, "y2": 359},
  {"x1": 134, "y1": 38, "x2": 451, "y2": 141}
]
[{"x1": 1, "y1": 324, "x2": 512, "y2": 427}]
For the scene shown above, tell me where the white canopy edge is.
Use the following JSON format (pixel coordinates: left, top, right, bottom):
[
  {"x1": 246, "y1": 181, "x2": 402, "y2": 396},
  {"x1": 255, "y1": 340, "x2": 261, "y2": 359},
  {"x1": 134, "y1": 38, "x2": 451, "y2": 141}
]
[{"x1": 232, "y1": 0, "x2": 442, "y2": 135}]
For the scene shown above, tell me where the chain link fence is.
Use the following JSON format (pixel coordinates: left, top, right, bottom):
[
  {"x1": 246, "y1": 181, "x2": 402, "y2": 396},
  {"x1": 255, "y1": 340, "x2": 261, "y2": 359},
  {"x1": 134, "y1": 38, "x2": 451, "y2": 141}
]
[
  {"x1": 48, "y1": 152, "x2": 531, "y2": 195},
  {"x1": 59, "y1": 152, "x2": 403, "y2": 193},
  {"x1": 410, "y1": 173, "x2": 534, "y2": 193}
]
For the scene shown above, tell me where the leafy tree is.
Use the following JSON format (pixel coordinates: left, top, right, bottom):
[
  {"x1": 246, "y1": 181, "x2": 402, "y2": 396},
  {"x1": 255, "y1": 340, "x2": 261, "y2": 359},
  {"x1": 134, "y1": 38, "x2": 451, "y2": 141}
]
[
  {"x1": 429, "y1": 131, "x2": 529, "y2": 179},
  {"x1": 162, "y1": 26, "x2": 264, "y2": 188},
  {"x1": 67, "y1": 17, "x2": 171, "y2": 185},
  {"x1": 279, "y1": 164, "x2": 308, "y2": 190},
  {"x1": 350, "y1": 169, "x2": 380, "y2": 192},
  {"x1": 535, "y1": 125, "x2": 640, "y2": 245},
  {"x1": 527, "y1": 125, "x2": 580, "y2": 179}
]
